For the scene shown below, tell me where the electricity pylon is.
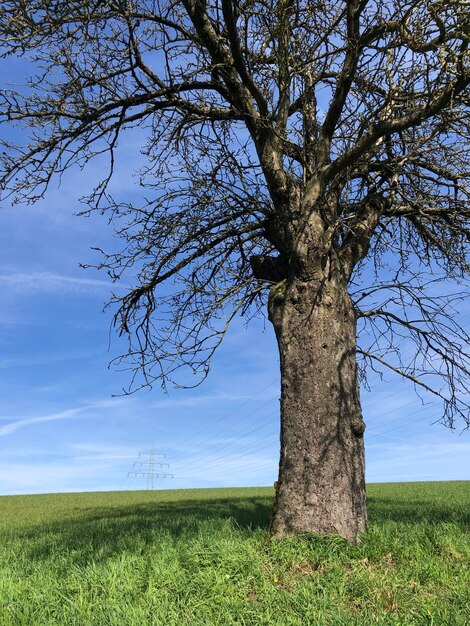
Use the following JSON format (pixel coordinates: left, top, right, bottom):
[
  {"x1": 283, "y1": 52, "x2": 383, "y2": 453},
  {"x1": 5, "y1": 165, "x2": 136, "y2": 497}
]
[{"x1": 127, "y1": 444, "x2": 174, "y2": 489}]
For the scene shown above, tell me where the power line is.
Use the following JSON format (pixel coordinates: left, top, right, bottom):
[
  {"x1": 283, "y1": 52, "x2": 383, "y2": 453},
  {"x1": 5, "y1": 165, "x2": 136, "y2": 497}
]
[
  {"x1": 368, "y1": 411, "x2": 437, "y2": 437},
  {"x1": 173, "y1": 434, "x2": 278, "y2": 476},
  {"x1": 175, "y1": 380, "x2": 278, "y2": 449},
  {"x1": 171, "y1": 413, "x2": 277, "y2": 472}
]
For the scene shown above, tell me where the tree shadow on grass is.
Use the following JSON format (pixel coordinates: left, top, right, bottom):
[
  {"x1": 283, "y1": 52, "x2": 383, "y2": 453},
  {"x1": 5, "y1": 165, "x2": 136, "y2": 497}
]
[
  {"x1": 12, "y1": 492, "x2": 469, "y2": 566},
  {"x1": 367, "y1": 496, "x2": 470, "y2": 526},
  {"x1": 17, "y1": 495, "x2": 274, "y2": 565}
]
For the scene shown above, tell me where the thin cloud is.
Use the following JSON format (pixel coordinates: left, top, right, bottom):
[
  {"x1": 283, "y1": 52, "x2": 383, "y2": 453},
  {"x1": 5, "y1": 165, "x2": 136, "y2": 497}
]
[
  {"x1": 73, "y1": 454, "x2": 136, "y2": 461},
  {"x1": 366, "y1": 440, "x2": 470, "y2": 482},
  {"x1": 0, "y1": 271, "x2": 126, "y2": 295},
  {"x1": 0, "y1": 398, "x2": 126, "y2": 436},
  {"x1": 0, "y1": 350, "x2": 100, "y2": 369},
  {"x1": 0, "y1": 408, "x2": 82, "y2": 436},
  {"x1": 0, "y1": 459, "x2": 114, "y2": 492},
  {"x1": 70, "y1": 442, "x2": 137, "y2": 455}
]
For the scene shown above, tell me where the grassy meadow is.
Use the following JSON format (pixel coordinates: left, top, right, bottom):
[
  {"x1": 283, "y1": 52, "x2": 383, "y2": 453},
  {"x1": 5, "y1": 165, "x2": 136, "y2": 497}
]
[{"x1": 0, "y1": 482, "x2": 469, "y2": 625}]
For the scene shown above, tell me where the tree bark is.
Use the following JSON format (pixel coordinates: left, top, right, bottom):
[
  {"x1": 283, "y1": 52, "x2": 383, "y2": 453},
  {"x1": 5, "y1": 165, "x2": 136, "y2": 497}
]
[{"x1": 268, "y1": 270, "x2": 367, "y2": 542}]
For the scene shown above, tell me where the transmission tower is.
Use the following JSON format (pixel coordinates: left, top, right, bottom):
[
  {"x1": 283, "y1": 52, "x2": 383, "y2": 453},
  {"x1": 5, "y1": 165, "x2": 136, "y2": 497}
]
[{"x1": 127, "y1": 444, "x2": 174, "y2": 489}]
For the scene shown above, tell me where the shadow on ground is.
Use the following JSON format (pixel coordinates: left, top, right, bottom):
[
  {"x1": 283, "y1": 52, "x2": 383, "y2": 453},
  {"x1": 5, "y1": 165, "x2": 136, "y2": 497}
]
[
  {"x1": 14, "y1": 495, "x2": 273, "y2": 565},
  {"x1": 367, "y1": 495, "x2": 470, "y2": 525},
  {"x1": 10, "y1": 492, "x2": 470, "y2": 566}
]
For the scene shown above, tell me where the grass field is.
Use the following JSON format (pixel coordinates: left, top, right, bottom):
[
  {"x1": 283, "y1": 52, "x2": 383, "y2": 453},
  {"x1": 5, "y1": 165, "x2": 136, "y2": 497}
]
[{"x1": 0, "y1": 482, "x2": 469, "y2": 625}]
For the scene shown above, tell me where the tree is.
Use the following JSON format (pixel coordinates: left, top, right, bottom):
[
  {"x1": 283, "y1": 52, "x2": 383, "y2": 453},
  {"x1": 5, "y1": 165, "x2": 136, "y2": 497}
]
[{"x1": 1, "y1": 0, "x2": 469, "y2": 541}]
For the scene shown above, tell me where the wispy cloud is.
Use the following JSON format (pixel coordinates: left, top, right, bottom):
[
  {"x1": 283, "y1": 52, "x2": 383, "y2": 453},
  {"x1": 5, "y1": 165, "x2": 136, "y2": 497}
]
[
  {"x1": 0, "y1": 398, "x2": 126, "y2": 437},
  {"x1": 376, "y1": 441, "x2": 470, "y2": 461},
  {"x1": 0, "y1": 408, "x2": 82, "y2": 436},
  {"x1": 366, "y1": 440, "x2": 470, "y2": 482},
  {"x1": 0, "y1": 439, "x2": 141, "y2": 494},
  {"x1": 0, "y1": 271, "x2": 126, "y2": 296},
  {"x1": 70, "y1": 442, "x2": 138, "y2": 460},
  {"x1": 71, "y1": 442, "x2": 130, "y2": 452},
  {"x1": 0, "y1": 459, "x2": 118, "y2": 493},
  {"x1": 73, "y1": 454, "x2": 135, "y2": 461},
  {"x1": 0, "y1": 350, "x2": 99, "y2": 369}
]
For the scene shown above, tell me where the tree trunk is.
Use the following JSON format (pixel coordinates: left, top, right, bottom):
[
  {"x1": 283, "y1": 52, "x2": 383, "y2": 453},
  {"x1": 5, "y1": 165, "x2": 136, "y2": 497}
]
[{"x1": 268, "y1": 271, "x2": 367, "y2": 542}]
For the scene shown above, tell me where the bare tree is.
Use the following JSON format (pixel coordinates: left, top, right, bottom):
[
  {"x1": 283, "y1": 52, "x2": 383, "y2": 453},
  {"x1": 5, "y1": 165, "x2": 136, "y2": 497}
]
[{"x1": 1, "y1": 0, "x2": 469, "y2": 541}]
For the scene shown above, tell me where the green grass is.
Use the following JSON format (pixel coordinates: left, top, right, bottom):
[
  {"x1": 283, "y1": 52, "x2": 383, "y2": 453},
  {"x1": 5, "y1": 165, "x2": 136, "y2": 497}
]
[{"x1": 0, "y1": 482, "x2": 469, "y2": 625}]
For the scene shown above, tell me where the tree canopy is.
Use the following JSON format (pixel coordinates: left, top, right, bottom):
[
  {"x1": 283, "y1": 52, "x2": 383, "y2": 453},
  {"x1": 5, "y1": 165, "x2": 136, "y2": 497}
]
[{"x1": 1, "y1": 0, "x2": 469, "y2": 427}]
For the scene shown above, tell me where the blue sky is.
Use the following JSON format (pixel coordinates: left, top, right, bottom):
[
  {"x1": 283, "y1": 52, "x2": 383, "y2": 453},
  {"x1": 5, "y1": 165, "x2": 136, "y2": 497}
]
[{"x1": 0, "y1": 63, "x2": 469, "y2": 497}]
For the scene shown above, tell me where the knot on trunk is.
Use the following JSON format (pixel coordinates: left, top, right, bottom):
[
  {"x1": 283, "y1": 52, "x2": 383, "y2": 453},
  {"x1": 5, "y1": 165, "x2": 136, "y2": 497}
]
[{"x1": 351, "y1": 416, "x2": 366, "y2": 437}]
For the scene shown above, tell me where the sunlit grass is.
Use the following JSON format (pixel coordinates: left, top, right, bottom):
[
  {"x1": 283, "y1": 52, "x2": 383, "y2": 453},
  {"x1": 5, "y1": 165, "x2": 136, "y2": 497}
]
[{"x1": 0, "y1": 482, "x2": 469, "y2": 625}]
